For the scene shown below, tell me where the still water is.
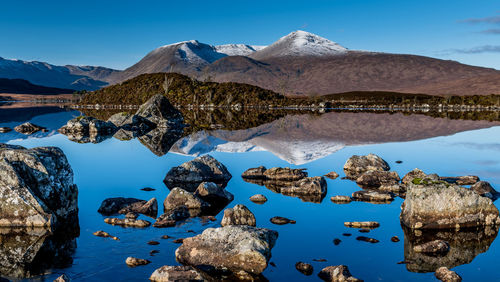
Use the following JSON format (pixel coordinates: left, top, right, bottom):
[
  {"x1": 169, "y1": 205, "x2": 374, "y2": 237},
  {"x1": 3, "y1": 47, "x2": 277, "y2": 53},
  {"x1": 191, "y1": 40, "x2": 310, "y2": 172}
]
[{"x1": 2, "y1": 106, "x2": 500, "y2": 281}]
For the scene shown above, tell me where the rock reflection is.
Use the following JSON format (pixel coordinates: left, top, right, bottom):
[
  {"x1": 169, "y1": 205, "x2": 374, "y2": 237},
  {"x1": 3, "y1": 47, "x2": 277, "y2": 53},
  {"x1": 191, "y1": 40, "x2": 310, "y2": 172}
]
[
  {"x1": 138, "y1": 127, "x2": 183, "y2": 156},
  {"x1": 0, "y1": 227, "x2": 79, "y2": 279},
  {"x1": 403, "y1": 225, "x2": 498, "y2": 273},
  {"x1": 243, "y1": 178, "x2": 326, "y2": 203}
]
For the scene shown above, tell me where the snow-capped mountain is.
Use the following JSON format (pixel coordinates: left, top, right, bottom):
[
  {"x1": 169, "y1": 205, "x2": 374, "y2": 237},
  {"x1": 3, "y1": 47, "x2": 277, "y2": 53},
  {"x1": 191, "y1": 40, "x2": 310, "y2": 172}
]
[
  {"x1": 215, "y1": 44, "x2": 266, "y2": 56},
  {"x1": 0, "y1": 57, "x2": 118, "y2": 91},
  {"x1": 250, "y1": 30, "x2": 348, "y2": 60}
]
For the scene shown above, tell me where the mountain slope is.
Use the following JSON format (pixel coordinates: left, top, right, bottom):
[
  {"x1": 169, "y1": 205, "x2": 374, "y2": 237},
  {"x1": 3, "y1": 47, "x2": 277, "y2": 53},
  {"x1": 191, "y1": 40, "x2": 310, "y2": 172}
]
[
  {"x1": 0, "y1": 57, "x2": 119, "y2": 90},
  {"x1": 0, "y1": 78, "x2": 74, "y2": 94}
]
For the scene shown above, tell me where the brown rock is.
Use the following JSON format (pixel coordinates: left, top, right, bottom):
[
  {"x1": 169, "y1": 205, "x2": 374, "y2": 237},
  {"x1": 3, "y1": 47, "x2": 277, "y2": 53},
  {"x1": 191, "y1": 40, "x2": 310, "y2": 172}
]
[
  {"x1": 331, "y1": 195, "x2": 352, "y2": 203},
  {"x1": 391, "y1": 236, "x2": 400, "y2": 242},
  {"x1": 270, "y1": 216, "x2": 296, "y2": 225},
  {"x1": 0, "y1": 127, "x2": 12, "y2": 133},
  {"x1": 154, "y1": 206, "x2": 190, "y2": 228},
  {"x1": 470, "y1": 181, "x2": 499, "y2": 200},
  {"x1": 241, "y1": 166, "x2": 267, "y2": 179},
  {"x1": 97, "y1": 197, "x2": 146, "y2": 216},
  {"x1": 125, "y1": 257, "x2": 151, "y2": 267},
  {"x1": 295, "y1": 262, "x2": 313, "y2": 275},
  {"x1": 435, "y1": 267, "x2": 462, "y2": 282},
  {"x1": 250, "y1": 194, "x2": 268, "y2": 203},
  {"x1": 104, "y1": 217, "x2": 151, "y2": 228},
  {"x1": 119, "y1": 197, "x2": 158, "y2": 218},
  {"x1": 280, "y1": 176, "x2": 327, "y2": 196},
  {"x1": 54, "y1": 274, "x2": 70, "y2": 282},
  {"x1": 148, "y1": 241, "x2": 160, "y2": 245},
  {"x1": 149, "y1": 265, "x2": 204, "y2": 282},
  {"x1": 344, "y1": 221, "x2": 380, "y2": 228},
  {"x1": 440, "y1": 175, "x2": 479, "y2": 185},
  {"x1": 14, "y1": 122, "x2": 45, "y2": 134},
  {"x1": 164, "y1": 187, "x2": 206, "y2": 211},
  {"x1": 356, "y1": 170, "x2": 400, "y2": 189},
  {"x1": 343, "y1": 154, "x2": 389, "y2": 179},
  {"x1": 351, "y1": 190, "x2": 394, "y2": 203},
  {"x1": 413, "y1": 240, "x2": 450, "y2": 254},
  {"x1": 356, "y1": 236, "x2": 379, "y2": 243},
  {"x1": 324, "y1": 171, "x2": 339, "y2": 179},
  {"x1": 93, "y1": 230, "x2": 119, "y2": 241},
  {"x1": 318, "y1": 265, "x2": 362, "y2": 281},
  {"x1": 221, "y1": 204, "x2": 256, "y2": 227},
  {"x1": 263, "y1": 167, "x2": 308, "y2": 181},
  {"x1": 401, "y1": 168, "x2": 428, "y2": 185}
]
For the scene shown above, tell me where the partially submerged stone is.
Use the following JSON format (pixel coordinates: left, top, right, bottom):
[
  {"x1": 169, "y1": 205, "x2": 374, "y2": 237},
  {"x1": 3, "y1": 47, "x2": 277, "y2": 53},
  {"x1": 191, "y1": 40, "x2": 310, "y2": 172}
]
[
  {"x1": 194, "y1": 182, "x2": 234, "y2": 206},
  {"x1": 435, "y1": 267, "x2": 462, "y2": 282},
  {"x1": 104, "y1": 217, "x2": 151, "y2": 228},
  {"x1": 355, "y1": 170, "x2": 400, "y2": 189},
  {"x1": 125, "y1": 257, "x2": 151, "y2": 267},
  {"x1": 344, "y1": 221, "x2": 380, "y2": 228},
  {"x1": 280, "y1": 176, "x2": 327, "y2": 197},
  {"x1": 93, "y1": 230, "x2": 119, "y2": 241},
  {"x1": 119, "y1": 197, "x2": 158, "y2": 218},
  {"x1": 164, "y1": 187, "x2": 207, "y2": 211},
  {"x1": 263, "y1": 167, "x2": 308, "y2": 181},
  {"x1": 318, "y1": 265, "x2": 362, "y2": 282},
  {"x1": 250, "y1": 194, "x2": 268, "y2": 203},
  {"x1": 351, "y1": 190, "x2": 394, "y2": 203},
  {"x1": 241, "y1": 166, "x2": 267, "y2": 179},
  {"x1": 295, "y1": 262, "x2": 313, "y2": 275},
  {"x1": 14, "y1": 122, "x2": 45, "y2": 134},
  {"x1": 97, "y1": 197, "x2": 146, "y2": 216},
  {"x1": 331, "y1": 195, "x2": 352, "y2": 203},
  {"x1": 401, "y1": 168, "x2": 428, "y2": 185},
  {"x1": 154, "y1": 206, "x2": 190, "y2": 228},
  {"x1": 324, "y1": 171, "x2": 339, "y2": 179},
  {"x1": 439, "y1": 175, "x2": 479, "y2": 185},
  {"x1": 175, "y1": 225, "x2": 278, "y2": 275},
  {"x1": 470, "y1": 181, "x2": 499, "y2": 200},
  {"x1": 356, "y1": 236, "x2": 379, "y2": 243},
  {"x1": 149, "y1": 265, "x2": 204, "y2": 282},
  {"x1": 0, "y1": 127, "x2": 12, "y2": 133},
  {"x1": 270, "y1": 216, "x2": 296, "y2": 225},
  {"x1": 343, "y1": 153, "x2": 390, "y2": 179},
  {"x1": 221, "y1": 204, "x2": 256, "y2": 227},
  {"x1": 135, "y1": 94, "x2": 184, "y2": 128}
]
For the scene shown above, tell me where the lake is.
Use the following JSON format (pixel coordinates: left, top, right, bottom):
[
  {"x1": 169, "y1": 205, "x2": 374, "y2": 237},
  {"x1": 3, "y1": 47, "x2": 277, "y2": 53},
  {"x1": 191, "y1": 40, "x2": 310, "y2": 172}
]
[{"x1": 2, "y1": 105, "x2": 500, "y2": 281}]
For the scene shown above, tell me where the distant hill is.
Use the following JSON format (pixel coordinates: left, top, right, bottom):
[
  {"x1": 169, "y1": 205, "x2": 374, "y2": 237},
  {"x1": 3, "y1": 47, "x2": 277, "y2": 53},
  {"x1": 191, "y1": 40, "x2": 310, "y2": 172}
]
[{"x1": 0, "y1": 78, "x2": 74, "y2": 94}]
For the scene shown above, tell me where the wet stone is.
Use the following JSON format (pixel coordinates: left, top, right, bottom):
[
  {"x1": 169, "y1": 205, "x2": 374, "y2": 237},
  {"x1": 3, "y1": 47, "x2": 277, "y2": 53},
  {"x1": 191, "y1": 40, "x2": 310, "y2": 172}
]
[
  {"x1": 140, "y1": 187, "x2": 156, "y2": 191},
  {"x1": 413, "y1": 240, "x2": 450, "y2": 254},
  {"x1": 104, "y1": 217, "x2": 151, "y2": 228},
  {"x1": 344, "y1": 221, "x2": 380, "y2": 228},
  {"x1": 149, "y1": 265, "x2": 204, "y2": 282},
  {"x1": 359, "y1": 229, "x2": 370, "y2": 233},
  {"x1": 342, "y1": 233, "x2": 352, "y2": 237},
  {"x1": 125, "y1": 257, "x2": 151, "y2": 267},
  {"x1": 93, "y1": 231, "x2": 119, "y2": 241},
  {"x1": 391, "y1": 236, "x2": 400, "y2": 242},
  {"x1": 295, "y1": 262, "x2": 314, "y2": 275},
  {"x1": 148, "y1": 241, "x2": 160, "y2": 245},
  {"x1": 173, "y1": 238, "x2": 184, "y2": 244},
  {"x1": 313, "y1": 258, "x2": 327, "y2": 262},
  {"x1": 356, "y1": 236, "x2": 379, "y2": 243},
  {"x1": 250, "y1": 194, "x2": 268, "y2": 203},
  {"x1": 435, "y1": 267, "x2": 462, "y2": 282},
  {"x1": 54, "y1": 274, "x2": 70, "y2": 282},
  {"x1": 318, "y1": 265, "x2": 362, "y2": 282},
  {"x1": 221, "y1": 204, "x2": 256, "y2": 227},
  {"x1": 270, "y1": 216, "x2": 296, "y2": 225},
  {"x1": 330, "y1": 195, "x2": 352, "y2": 203},
  {"x1": 324, "y1": 171, "x2": 339, "y2": 179}
]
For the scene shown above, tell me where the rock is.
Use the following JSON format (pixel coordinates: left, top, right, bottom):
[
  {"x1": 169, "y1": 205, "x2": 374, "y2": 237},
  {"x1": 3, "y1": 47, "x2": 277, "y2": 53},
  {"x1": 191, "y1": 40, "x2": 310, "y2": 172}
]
[
  {"x1": 141, "y1": 187, "x2": 155, "y2": 191},
  {"x1": 125, "y1": 212, "x2": 138, "y2": 220},
  {"x1": 351, "y1": 190, "x2": 394, "y2": 203},
  {"x1": 0, "y1": 145, "x2": 78, "y2": 229},
  {"x1": 97, "y1": 197, "x2": 146, "y2": 216},
  {"x1": 250, "y1": 194, "x2": 268, "y2": 203},
  {"x1": 241, "y1": 166, "x2": 267, "y2": 179},
  {"x1": 440, "y1": 175, "x2": 480, "y2": 185},
  {"x1": 318, "y1": 265, "x2": 362, "y2": 282},
  {"x1": 221, "y1": 205, "x2": 256, "y2": 227},
  {"x1": 150, "y1": 250, "x2": 159, "y2": 256},
  {"x1": 355, "y1": 170, "x2": 400, "y2": 189},
  {"x1": 470, "y1": 181, "x2": 499, "y2": 200},
  {"x1": 343, "y1": 153, "x2": 390, "y2": 179},
  {"x1": 14, "y1": 122, "x2": 45, "y2": 134},
  {"x1": 194, "y1": 182, "x2": 234, "y2": 206},
  {"x1": 358, "y1": 229, "x2": 370, "y2": 233},
  {"x1": 413, "y1": 240, "x2": 450, "y2": 254},
  {"x1": 161, "y1": 235, "x2": 172, "y2": 239},
  {"x1": 173, "y1": 238, "x2": 184, "y2": 244},
  {"x1": 280, "y1": 176, "x2": 327, "y2": 197},
  {"x1": 107, "y1": 112, "x2": 154, "y2": 135},
  {"x1": 313, "y1": 258, "x2": 327, "y2": 262},
  {"x1": 104, "y1": 217, "x2": 151, "y2": 228},
  {"x1": 148, "y1": 241, "x2": 160, "y2": 245},
  {"x1": 356, "y1": 236, "x2": 379, "y2": 243},
  {"x1": 93, "y1": 231, "x2": 119, "y2": 241},
  {"x1": 331, "y1": 195, "x2": 352, "y2": 203},
  {"x1": 295, "y1": 262, "x2": 313, "y2": 275},
  {"x1": 54, "y1": 274, "x2": 70, "y2": 282},
  {"x1": 125, "y1": 257, "x2": 151, "y2": 267},
  {"x1": 333, "y1": 239, "x2": 341, "y2": 245},
  {"x1": 344, "y1": 221, "x2": 380, "y2": 228},
  {"x1": 263, "y1": 167, "x2": 308, "y2": 181},
  {"x1": 400, "y1": 181, "x2": 500, "y2": 229},
  {"x1": 324, "y1": 171, "x2": 339, "y2": 179},
  {"x1": 175, "y1": 225, "x2": 278, "y2": 275},
  {"x1": 396, "y1": 160, "x2": 403, "y2": 164},
  {"x1": 149, "y1": 265, "x2": 204, "y2": 282},
  {"x1": 342, "y1": 233, "x2": 352, "y2": 236},
  {"x1": 58, "y1": 116, "x2": 116, "y2": 136},
  {"x1": 435, "y1": 267, "x2": 462, "y2": 282},
  {"x1": 135, "y1": 94, "x2": 184, "y2": 128},
  {"x1": 138, "y1": 126, "x2": 183, "y2": 157},
  {"x1": 164, "y1": 155, "x2": 232, "y2": 191},
  {"x1": 391, "y1": 236, "x2": 400, "y2": 242},
  {"x1": 270, "y1": 216, "x2": 296, "y2": 225},
  {"x1": 401, "y1": 168, "x2": 429, "y2": 185},
  {"x1": 154, "y1": 206, "x2": 190, "y2": 228},
  {"x1": 119, "y1": 197, "x2": 158, "y2": 218},
  {"x1": 0, "y1": 127, "x2": 11, "y2": 133},
  {"x1": 164, "y1": 187, "x2": 207, "y2": 211}
]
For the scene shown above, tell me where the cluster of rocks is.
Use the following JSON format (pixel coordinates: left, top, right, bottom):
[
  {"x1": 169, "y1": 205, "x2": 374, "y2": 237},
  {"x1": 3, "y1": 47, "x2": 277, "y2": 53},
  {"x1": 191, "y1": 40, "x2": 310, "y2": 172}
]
[
  {"x1": 241, "y1": 166, "x2": 327, "y2": 203},
  {"x1": 58, "y1": 94, "x2": 184, "y2": 156}
]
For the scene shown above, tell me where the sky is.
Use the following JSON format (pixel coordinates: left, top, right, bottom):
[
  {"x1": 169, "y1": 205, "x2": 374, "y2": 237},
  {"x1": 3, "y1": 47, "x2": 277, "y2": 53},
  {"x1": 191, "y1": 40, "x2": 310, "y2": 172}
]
[{"x1": 0, "y1": 0, "x2": 499, "y2": 70}]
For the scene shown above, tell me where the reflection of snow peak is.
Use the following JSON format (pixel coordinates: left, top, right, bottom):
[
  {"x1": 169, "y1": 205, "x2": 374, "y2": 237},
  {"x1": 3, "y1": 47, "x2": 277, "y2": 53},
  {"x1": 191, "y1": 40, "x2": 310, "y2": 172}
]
[{"x1": 171, "y1": 131, "x2": 345, "y2": 165}]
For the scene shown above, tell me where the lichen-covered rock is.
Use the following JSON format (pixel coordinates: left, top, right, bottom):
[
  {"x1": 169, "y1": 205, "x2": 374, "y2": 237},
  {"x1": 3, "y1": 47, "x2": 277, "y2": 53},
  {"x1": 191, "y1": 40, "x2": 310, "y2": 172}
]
[
  {"x1": 351, "y1": 190, "x2": 394, "y2": 203},
  {"x1": 164, "y1": 187, "x2": 207, "y2": 211},
  {"x1": 125, "y1": 257, "x2": 151, "y2": 267},
  {"x1": 221, "y1": 205, "x2": 256, "y2": 227},
  {"x1": 401, "y1": 168, "x2": 428, "y2": 185},
  {"x1": 250, "y1": 194, "x2": 268, "y2": 203},
  {"x1": 164, "y1": 155, "x2": 232, "y2": 191},
  {"x1": 149, "y1": 265, "x2": 204, "y2": 282},
  {"x1": 318, "y1": 265, "x2": 362, "y2": 281},
  {"x1": 104, "y1": 217, "x2": 151, "y2": 228},
  {"x1": 154, "y1": 206, "x2": 190, "y2": 228},
  {"x1": 14, "y1": 122, "x2": 45, "y2": 135},
  {"x1": 0, "y1": 145, "x2": 78, "y2": 229},
  {"x1": 263, "y1": 167, "x2": 308, "y2": 181},
  {"x1": 470, "y1": 181, "x2": 499, "y2": 200},
  {"x1": 175, "y1": 225, "x2": 278, "y2": 275},
  {"x1": 401, "y1": 181, "x2": 500, "y2": 229},
  {"x1": 118, "y1": 198, "x2": 158, "y2": 218},
  {"x1": 241, "y1": 166, "x2": 267, "y2": 179},
  {"x1": 343, "y1": 154, "x2": 389, "y2": 179},
  {"x1": 413, "y1": 240, "x2": 450, "y2": 254},
  {"x1": 97, "y1": 198, "x2": 146, "y2": 216},
  {"x1": 355, "y1": 170, "x2": 400, "y2": 189},
  {"x1": 435, "y1": 267, "x2": 462, "y2": 282},
  {"x1": 135, "y1": 94, "x2": 184, "y2": 128}
]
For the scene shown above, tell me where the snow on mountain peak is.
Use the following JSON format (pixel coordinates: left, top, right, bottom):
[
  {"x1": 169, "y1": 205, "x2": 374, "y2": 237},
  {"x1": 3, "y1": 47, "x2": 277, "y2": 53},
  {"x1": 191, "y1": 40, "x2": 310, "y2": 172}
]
[
  {"x1": 280, "y1": 30, "x2": 347, "y2": 55},
  {"x1": 215, "y1": 44, "x2": 267, "y2": 56}
]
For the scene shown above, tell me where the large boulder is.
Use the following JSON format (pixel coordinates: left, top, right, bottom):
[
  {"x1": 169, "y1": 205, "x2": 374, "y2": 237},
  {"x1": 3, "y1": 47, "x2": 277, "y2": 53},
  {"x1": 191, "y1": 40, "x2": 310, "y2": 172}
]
[
  {"x1": 135, "y1": 94, "x2": 184, "y2": 128},
  {"x1": 0, "y1": 145, "x2": 78, "y2": 229},
  {"x1": 175, "y1": 225, "x2": 278, "y2": 275},
  {"x1": 343, "y1": 154, "x2": 390, "y2": 179},
  {"x1": 164, "y1": 155, "x2": 232, "y2": 192},
  {"x1": 400, "y1": 181, "x2": 500, "y2": 229},
  {"x1": 280, "y1": 176, "x2": 327, "y2": 198},
  {"x1": 59, "y1": 116, "x2": 116, "y2": 136}
]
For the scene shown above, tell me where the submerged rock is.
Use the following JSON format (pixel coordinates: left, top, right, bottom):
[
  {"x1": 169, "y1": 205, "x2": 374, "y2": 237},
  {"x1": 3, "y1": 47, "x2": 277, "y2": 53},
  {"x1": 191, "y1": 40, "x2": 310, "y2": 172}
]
[
  {"x1": 221, "y1": 205, "x2": 256, "y2": 227},
  {"x1": 435, "y1": 267, "x2": 462, "y2": 282},
  {"x1": 0, "y1": 145, "x2": 78, "y2": 229},
  {"x1": 324, "y1": 171, "x2": 339, "y2": 179},
  {"x1": 263, "y1": 167, "x2": 308, "y2": 181},
  {"x1": 439, "y1": 175, "x2": 479, "y2": 185},
  {"x1": 164, "y1": 155, "x2": 232, "y2": 192},
  {"x1": 331, "y1": 195, "x2": 352, "y2": 203},
  {"x1": 295, "y1": 262, "x2": 313, "y2": 275},
  {"x1": 125, "y1": 257, "x2": 151, "y2": 267},
  {"x1": 104, "y1": 217, "x2": 151, "y2": 228},
  {"x1": 175, "y1": 225, "x2": 278, "y2": 275},
  {"x1": 14, "y1": 122, "x2": 45, "y2": 134},
  {"x1": 118, "y1": 197, "x2": 158, "y2": 218},
  {"x1": 318, "y1": 265, "x2": 362, "y2": 282},
  {"x1": 343, "y1": 153, "x2": 389, "y2": 179},
  {"x1": 93, "y1": 230, "x2": 119, "y2": 241},
  {"x1": 270, "y1": 216, "x2": 296, "y2": 225},
  {"x1": 241, "y1": 166, "x2": 267, "y2": 179},
  {"x1": 97, "y1": 198, "x2": 146, "y2": 216},
  {"x1": 344, "y1": 221, "x2": 380, "y2": 228},
  {"x1": 250, "y1": 194, "x2": 268, "y2": 203},
  {"x1": 400, "y1": 181, "x2": 500, "y2": 229},
  {"x1": 470, "y1": 181, "x2": 499, "y2": 200},
  {"x1": 149, "y1": 265, "x2": 204, "y2": 282}
]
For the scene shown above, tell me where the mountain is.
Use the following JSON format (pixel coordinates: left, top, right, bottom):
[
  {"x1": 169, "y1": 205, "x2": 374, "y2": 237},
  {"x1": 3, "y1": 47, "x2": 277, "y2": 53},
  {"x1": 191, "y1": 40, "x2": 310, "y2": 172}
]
[
  {"x1": 110, "y1": 31, "x2": 500, "y2": 96},
  {"x1": 0, "y1": 78, "x2": 74, "y2": 94},
  {"x1": 0, "y1": 57, "x2": 119, "y2": 91}
]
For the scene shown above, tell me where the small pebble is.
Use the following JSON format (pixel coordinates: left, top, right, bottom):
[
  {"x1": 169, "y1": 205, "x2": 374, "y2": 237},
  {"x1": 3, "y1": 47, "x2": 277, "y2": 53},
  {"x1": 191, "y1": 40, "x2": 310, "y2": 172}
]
[
  {"x1": 342, "y1": 233, "x2": 352, "y2": 237},
  {"x1": 295, "y1": 262, "x2": 313, "y2": 276},
  {"x1": 186, "y1": 230, "x2": 195, "y2": 233},
  {"x1": 141, "y1": 187, "x2": 156, "y2": 191},
  {"x1": 313, "y1": 258, "x2": 327, "y2": 262},
  {"x1": 150, "y1": 250, "x2": 160, "y2": 256},
  {"x1": 148, "y1": 241, "x2": 160, "y2": 245},
  {"x1": 161, "y1": 235, "x2": 173, "y2": 239},
  {"x1": 356, "y1": 236, "x2": 379, "y2": 243},
  {"x1": 333, "y1": 238, "x2": 341, "y2": 245},
  {"x1": 391, "y1": 236, "x2": 400, "y2": 242}
]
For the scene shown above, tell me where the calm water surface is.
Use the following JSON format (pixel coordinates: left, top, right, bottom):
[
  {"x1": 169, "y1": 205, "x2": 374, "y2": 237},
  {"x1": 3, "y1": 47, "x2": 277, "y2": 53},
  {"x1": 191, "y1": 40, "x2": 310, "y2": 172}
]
[{"x1": 2, "y1": 107, "x2": 500, "y2": 281}]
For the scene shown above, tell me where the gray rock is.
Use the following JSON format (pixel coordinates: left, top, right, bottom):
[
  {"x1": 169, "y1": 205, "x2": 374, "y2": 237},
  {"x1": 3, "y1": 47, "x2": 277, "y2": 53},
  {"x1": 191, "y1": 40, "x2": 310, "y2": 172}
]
[
  {"x1": 351, "y1": 190, "x2": 394, "y2": 203},
  {"x1": 343, "y1": 153, "x2": 389, "y2": 179},
  {"x1": 355, "y1": 170, "x2": 400, "y2": 189},
  {"x1": 318, "y1": 265, "x2": 362, "y2": 281},
  {"x1": 401, "y1": 168, "x2": 428, "y2": 185},
  {"x1": 435, "y1": 267, "x2": 462, "y2": 282},
  {"x1": 250, "y1": 194, "x2": 268, "y2": 203},
  {"x1": 344, "y1": 222, "x2": 380, "y2": 228},
  {"x1": 221, "y1": 205, "x2": 256, "y2": 227},
  {"x1": 14, "y1": 122, "x2": 45, "y2": 134},
  {"x1": 194, "y1": 182, "x2": 234, "y2": 205},
  {"x1": 280, "y1": 176, "x2": 327, "y2": 197},
  {"x1": 149, "y1": 265, "x2": 204, "y2": 282},
  {"x1": 331, "y1": 196, "x2": 352, "y2": 203},
  {"x1": 97, "y1": 198, "x2": 146, "y2": 216},
  {"x1": 164, "y1": 155, "x2": 232, "y2": 191},
  {"x1": 59, "y1": 116, "x2": 116, "y2": 136},
  {"x1": 241, "y1": 166, "x2": 267, "y2": 179},
  {"x1": 175, "y1": 225, "x2": 278, "y2": 275},
  {"x1": 119, "y1": 198, "x2": 158, "y2": 218},
  {"x1": 400, "y1": 181, "x2": 500, "y2": 229},
  {"x1": 154, "y1": 206, "x2": 190, "y2": 228},
  {"x1": 125, "y1": 257, "x2": 151, "y2": 267},
  {"x1": 0, "y1": 145, "x2": 78, "y2": 229},
  {"x1": 440, "y1": 175, "x2": 480, "y2": 185},
  {"x1": 164, "y1": 187, "x2": 207, "y2": 211},
  {"x1": 135, "y1": 94, "x2": 184, "y2": 128},
  {"x1": 263, "y1": 167, "x2": 308, "y2": 181},
  {"x1": 470, "y1": 181, "x2": 499, "y2": 200},
  {"x1": 138, "y1": 126, "x2": 182, "y2": 157},
  {"x1": 295, "y1": 262, "x2": 313, "y2": 275}
]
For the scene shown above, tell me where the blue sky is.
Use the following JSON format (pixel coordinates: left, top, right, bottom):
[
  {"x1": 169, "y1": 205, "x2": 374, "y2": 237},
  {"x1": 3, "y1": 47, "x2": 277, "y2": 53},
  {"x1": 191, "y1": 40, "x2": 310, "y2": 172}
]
[{"x1": 0, "y1": 0, "x2": 498, "y2": 70}]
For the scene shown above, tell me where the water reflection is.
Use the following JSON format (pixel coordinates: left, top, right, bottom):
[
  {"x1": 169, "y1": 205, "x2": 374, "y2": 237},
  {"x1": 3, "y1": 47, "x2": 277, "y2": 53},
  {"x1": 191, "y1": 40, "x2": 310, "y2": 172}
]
[{"x1": 403, "y1": 225, "x2": 499, "y2": 273}]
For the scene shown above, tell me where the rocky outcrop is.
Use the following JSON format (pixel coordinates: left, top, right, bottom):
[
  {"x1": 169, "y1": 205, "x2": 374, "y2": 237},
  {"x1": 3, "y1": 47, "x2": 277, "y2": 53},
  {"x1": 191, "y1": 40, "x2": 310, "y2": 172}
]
[
  {"x1": 14, "y1": 122, "x2": 45, "y2": 135},
  {"x1": 343, "y1": 154, "x2": 389, "y2": 179},
  {"x1": 0, "y1": 145, "x2": 78, "y2": 229},
  {"x1": 401, "y1": 168, "x2": 428, "y2": 185},
  {"x1": 400, "y1": 181, "x2": 500, "y2": 229},
  {"x1": 221, "y1": 205, "x2": 256, "y2": 227},
  {"x1": 470, "y1": 181, "x2": 499, "y2": 200},
  {"x1": 135, "y1": 94, "x2": 184, "y2": 127},
  {"x1": 164, "y1": 155, "x2": 232, "y2": 192},
  {"x1": 318, "y1": 265, "x2": 362, "y2": 281},
  {"x1": 97, "y1": 198, "x2": 146, "y2": 215},
  {"x1": 149, "y1": 265, "x2": 204, "y2": 282},
  {"x1": 175, "y1": 225, "x2": 278, "y2": 275},
  {"x1": 435, "y1": 267, "x2": 462, "y2": 282}
]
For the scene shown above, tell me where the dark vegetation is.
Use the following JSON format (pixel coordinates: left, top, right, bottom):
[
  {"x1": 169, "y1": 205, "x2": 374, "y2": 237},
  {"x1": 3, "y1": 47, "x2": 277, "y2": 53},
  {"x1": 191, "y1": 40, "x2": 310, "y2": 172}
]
[{"x1": 0, "y1": 78, "x2": 74, "y2": 94}]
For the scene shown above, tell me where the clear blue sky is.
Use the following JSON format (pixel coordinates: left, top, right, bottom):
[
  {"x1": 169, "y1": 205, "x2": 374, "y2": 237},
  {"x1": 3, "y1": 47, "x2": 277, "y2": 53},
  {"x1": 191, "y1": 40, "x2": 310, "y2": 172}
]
[{"x1": 0, "y1": 0, "x2": 498, "y2": 70}]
